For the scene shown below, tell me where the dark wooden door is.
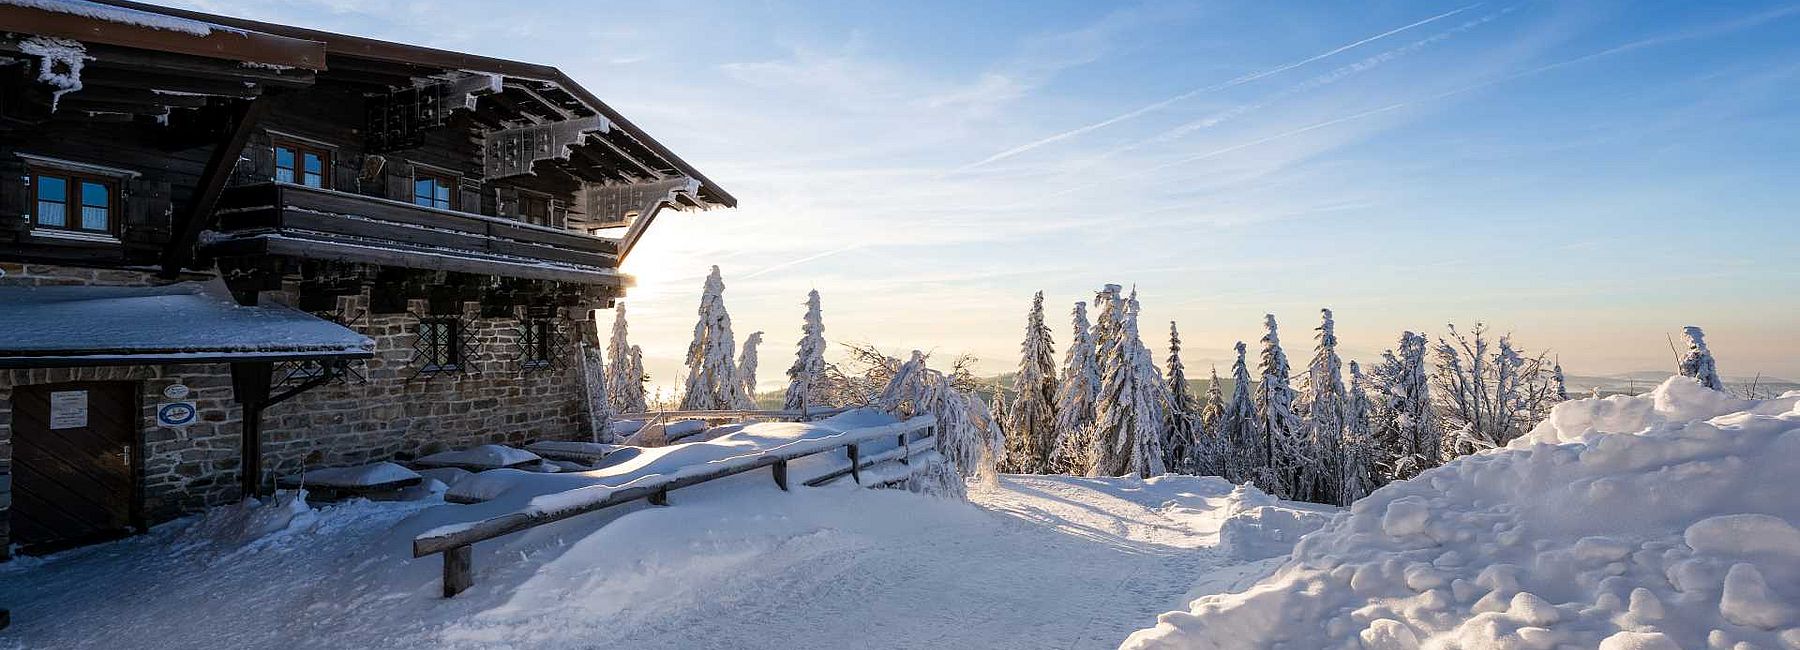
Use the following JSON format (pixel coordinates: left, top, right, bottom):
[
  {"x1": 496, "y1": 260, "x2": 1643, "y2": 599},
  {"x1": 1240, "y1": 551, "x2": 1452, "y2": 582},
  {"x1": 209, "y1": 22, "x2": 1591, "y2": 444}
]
[{"x1": 10, "y1": 381, "x2": 139, "y2": 552}]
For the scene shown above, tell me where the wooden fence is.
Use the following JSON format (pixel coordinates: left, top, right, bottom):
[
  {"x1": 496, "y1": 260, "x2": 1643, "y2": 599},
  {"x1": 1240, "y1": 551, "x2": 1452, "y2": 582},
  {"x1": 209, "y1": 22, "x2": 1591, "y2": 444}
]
[{"x1": 414, "y1": 415, "x2": 938, "y2": 597}]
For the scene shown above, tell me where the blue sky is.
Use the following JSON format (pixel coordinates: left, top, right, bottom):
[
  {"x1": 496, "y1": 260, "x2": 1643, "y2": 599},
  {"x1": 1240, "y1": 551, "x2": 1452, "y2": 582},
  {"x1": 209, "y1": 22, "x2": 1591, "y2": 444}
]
[{"x1": 176, "y1": 0, "x2": 1800, "y2": 387}]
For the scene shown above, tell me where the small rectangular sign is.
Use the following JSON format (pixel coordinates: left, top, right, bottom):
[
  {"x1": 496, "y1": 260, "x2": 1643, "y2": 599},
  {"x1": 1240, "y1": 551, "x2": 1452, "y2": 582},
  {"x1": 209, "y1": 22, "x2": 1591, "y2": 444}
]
[{"x1": 49, "y1": 390, "x2": 88, "y2": 429}]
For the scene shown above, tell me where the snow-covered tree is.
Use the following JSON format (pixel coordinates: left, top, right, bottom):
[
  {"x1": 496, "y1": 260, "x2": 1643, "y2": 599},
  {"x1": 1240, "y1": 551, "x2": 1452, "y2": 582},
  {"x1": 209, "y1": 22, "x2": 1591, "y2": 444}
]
[
  {"x1": 1090, "y1": 288, "x2": 1167, "y2": 478},
  {"x1": 605, "y1": 304, "x2": 648, "y2": 414},
  {"x1": 1370, "y1": 331, "x2": 1437, "y2": 482},
  {"x1": 1338, "y1": 361, "x2": 1377, "y2": 505},
  {"x1": 1220, "y1": 342, "x2": 1258, "y2": 483},
  {"x1": 1550, "y1": 359, "x2": 1570, "y2": 402},
  {"x1": 878, "y1": 350, "x2": 1005, "y2": 497},
  {"x1": 580, "y1": 330, "x2": 614, "y2": 442},
  {"x1": 783, "y1": 290, "x2": 830, "y2": 411},
  {"x1": 1192, "y1": 365, "x2": 1228, "y2": 477},
  {"x1": 680, "y1": 266, "x2": 753, "y2": 410},
  {"x1": 1003, "y1": 291, "x2": 1059, "y2": 473},
  {"x1": 738, "y1": 331, "x2": 764, "y2": 403},
  {"x1": 1296, "y1": 308, "x2": 1345, "y2": 503},
  {"x1": 1433, "y1": 323, "x2": 1555, "y2": 456},
  {"x1": 1253, "y1": 314, "x2": 1306, "y2": 499},
  {"x1": 1049, "y1": 301, "x2": 1100, "y2": 474},
  {"x1": 1679, "y1": 326, "x2": 1722, "y2": 391},
  {"x1": 1162, "y1": 321, "x2": 1198, "y2": 474}
]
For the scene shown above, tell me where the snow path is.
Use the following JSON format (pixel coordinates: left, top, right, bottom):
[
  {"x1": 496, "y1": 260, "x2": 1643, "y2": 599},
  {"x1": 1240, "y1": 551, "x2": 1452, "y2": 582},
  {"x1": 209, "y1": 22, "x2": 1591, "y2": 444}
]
[{"x1": 1, "y1": 475, "x2": 1295, "y2": 649}]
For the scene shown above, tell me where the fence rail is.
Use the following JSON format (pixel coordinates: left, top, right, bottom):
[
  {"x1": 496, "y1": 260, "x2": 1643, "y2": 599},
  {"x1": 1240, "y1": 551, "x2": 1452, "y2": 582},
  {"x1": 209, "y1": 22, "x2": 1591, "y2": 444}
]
[{"x1": 414, "y1": 414, "x2": 937, "y2": 597}]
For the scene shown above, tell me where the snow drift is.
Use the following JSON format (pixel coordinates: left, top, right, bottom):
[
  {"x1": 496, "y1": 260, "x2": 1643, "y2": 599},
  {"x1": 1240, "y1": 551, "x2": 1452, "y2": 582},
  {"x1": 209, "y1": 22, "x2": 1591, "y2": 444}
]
[{"x1": 1125, "y1": 376, "x2": 1800, "y2": 650}]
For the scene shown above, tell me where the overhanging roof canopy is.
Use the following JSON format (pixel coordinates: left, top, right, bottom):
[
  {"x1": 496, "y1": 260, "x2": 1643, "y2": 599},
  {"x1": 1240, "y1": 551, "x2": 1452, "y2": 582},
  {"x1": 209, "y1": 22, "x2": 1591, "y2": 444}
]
[
  {"x1": 0, "y1": 281, "x2": 373, "y2": 368},
  {"x1": 0, "y1": 0, "x2": 325, "y2": 70}
]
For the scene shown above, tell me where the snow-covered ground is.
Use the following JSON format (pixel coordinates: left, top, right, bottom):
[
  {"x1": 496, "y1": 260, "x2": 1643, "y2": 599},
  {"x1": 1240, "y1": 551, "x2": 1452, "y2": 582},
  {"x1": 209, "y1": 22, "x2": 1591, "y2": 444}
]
[
  {"x1": 0, "y1": 471, "x2": 1326, "y2": 649},
  {"x1": 1126, "y1": 377, "x2": 1800, "y2": 650}
]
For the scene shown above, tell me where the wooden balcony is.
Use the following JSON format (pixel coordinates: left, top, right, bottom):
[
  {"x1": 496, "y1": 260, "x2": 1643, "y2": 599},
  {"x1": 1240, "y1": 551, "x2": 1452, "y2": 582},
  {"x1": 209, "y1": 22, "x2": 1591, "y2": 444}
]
[{"x1": 204, "y1": 182, "x2": 625, "y2": 286}]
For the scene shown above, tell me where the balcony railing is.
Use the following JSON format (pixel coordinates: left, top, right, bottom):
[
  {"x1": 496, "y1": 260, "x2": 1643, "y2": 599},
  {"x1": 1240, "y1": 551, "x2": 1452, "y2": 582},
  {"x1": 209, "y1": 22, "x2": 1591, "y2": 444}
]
[{"x1": 205, "y1": 182, "x2": 625, "y2": 285}]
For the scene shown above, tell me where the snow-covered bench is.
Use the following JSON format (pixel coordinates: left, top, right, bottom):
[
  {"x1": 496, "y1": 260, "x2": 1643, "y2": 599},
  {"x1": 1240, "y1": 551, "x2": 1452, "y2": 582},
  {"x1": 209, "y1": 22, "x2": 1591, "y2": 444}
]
[
  {"x1": 413, "y1": 413, "x2": 938, "y2": 597},
  {"x1": 275, "y1": 462, "x2": 422, "y2": 500}
]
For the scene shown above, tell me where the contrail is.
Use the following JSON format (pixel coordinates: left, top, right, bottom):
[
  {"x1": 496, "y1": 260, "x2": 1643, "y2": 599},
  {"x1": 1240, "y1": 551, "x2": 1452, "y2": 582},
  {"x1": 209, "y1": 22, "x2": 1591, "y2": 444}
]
[
  {"x1": 955, "y1": 3, "x2": 1481, "y2": 171},
  {"x1": 742, "y1": 244, "x2": 865, "y2": 279},
  {"x1": 1147, "y1": 3, "x2": 1800, "y2": 173}
]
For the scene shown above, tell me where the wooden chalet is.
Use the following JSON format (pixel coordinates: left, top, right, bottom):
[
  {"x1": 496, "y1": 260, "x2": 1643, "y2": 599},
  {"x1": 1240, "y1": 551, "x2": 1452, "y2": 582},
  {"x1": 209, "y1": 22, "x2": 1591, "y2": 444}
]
[{"x1": 0, "y1": 0, "x2": 732, "y2": 557}]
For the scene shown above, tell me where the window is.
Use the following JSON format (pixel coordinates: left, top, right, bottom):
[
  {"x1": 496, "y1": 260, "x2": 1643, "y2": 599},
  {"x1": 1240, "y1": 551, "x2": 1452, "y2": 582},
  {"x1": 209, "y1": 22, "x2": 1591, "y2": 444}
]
[
  {"x1": 273, "y1": 140, "x2": 331, "y2": 188},
  {"x1": 520, "y1": 319, "x2": 555, "y2": 370},
  {"x1": 417, "y1": 317, "x2": 464, "y2": 371},
  {"x1": 520, "y1": 194, "x2": 551, "y2": 226},
  {"x1": 31, "y1": 169, "x2": 117, "y2": 234},
  {"x1": 413, "y1": 171, "x2": 455, "y2": 210}
]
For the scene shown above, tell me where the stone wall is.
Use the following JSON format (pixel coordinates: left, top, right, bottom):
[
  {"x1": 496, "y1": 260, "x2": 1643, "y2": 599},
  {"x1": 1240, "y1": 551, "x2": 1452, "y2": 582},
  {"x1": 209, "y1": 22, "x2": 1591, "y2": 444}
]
[{"x1": 0, "y1": 263, "x2": 601, "y2": 556}]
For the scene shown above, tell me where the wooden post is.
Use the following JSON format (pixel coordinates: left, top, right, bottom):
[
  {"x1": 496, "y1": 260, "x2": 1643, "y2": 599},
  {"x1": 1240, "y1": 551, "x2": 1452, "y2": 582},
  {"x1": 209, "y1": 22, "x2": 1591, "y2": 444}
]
[
  {"x1": 648, "y1": 488, "x2": 669, "y2": 506},
  {"x1": 771, "y1": 459, "x2": 789, "y2": 491},
  {"x1": 443, "y1": 545, "x2": 473, "y2": 598},
  {"x1": 847, "y1": 444, "x2": 862, "y2": 485},
  {"x1": 897, "y1": 432, "x2": 909, "y2": 465},
  {"x1": 229, "y1": 361, "x2": 274, "y2": 498}
]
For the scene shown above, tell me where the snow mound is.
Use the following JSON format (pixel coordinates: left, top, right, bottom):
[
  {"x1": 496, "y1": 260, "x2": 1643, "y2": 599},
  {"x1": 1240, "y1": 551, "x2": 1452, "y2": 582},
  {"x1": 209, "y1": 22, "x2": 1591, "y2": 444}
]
[
  {"x1": 1218, "y1": 503, "x2": 1334, "y2": 561},
  {"x1": 415, "y1": 444, "x2": 540, "y2": 470},
  {"x1": 287, "y1": 462, "x2": 420, "y2": 489},
  {"x1": 169, "y1": 490, "x2": 316, "y2": 559},
  {"x1": 1125, "y1": 376, "x2": 1800, "y2": 649}
]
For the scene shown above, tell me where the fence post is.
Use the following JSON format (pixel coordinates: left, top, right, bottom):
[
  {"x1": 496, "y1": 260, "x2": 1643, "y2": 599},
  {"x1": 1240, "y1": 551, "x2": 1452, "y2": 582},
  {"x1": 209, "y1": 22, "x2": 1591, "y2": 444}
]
[
  {"x1": 772, "y1": 459, "x2": 789, "y2": 491},
  {"x1": 847, "y1": 444, "x2": 862, "y2": 484},
  {"x1": 443, "y1": 545, "x2": 473, "y2": 598},
  {"x1": 648, "y1": 487, "x2": 670, "y2": 506}
]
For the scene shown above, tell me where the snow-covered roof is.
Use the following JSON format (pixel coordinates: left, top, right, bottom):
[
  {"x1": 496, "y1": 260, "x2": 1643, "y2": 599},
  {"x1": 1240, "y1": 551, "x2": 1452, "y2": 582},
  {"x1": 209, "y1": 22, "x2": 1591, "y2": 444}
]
[
  {"x1": 0, "y1": 280, "x2": 373, "y2": 367},
  {"x1": 0, "y1": 0, "x2": 242, "y2": 36}
]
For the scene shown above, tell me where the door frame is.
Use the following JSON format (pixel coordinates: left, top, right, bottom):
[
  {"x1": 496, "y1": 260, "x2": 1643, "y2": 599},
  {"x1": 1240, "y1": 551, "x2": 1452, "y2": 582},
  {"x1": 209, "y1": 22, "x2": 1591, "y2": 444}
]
[{"x1": 8, "y1": 379, "x2": 146, "y2": 554}]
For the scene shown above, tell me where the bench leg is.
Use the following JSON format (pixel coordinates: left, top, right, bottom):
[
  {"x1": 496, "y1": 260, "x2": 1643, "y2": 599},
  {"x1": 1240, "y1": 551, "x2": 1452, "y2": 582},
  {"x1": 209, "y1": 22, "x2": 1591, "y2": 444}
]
[
  {"x1": 443, "y1": 545, "x2": 473, "y2": 598},
  {"x1": 772, "y1": 459, "x2": 789, "y2": 491}
]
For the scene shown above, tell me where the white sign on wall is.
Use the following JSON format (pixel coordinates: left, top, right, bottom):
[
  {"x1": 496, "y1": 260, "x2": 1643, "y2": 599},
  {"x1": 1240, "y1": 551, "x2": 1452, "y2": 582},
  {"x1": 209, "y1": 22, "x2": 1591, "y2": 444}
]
[
  {"x1": 162, "y1": 383, "x2": 190, "y2": 400},
  {"x1": 49, "y1": 390, "x2": 88, "y2": 429},
  {"x1": 157, "y1": 401, "x2": 198, "y2": 428}
]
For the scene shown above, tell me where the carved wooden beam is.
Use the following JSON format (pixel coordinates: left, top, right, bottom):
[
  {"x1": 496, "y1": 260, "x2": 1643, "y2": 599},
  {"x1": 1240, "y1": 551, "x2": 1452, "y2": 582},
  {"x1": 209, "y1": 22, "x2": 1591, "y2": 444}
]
[
  {"x1": 482, "y1": 114, "x2": 609, "y2": 180},
  {"x1": 162, "y1": 94, "x2": 273, "y2": 276}
]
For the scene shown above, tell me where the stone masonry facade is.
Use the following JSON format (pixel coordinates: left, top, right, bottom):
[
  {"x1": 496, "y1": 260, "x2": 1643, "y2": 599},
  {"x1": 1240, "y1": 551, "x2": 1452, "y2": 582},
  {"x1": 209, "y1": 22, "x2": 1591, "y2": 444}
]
[{"x1": 0, "y1": 263, "x2": 599, "y2": 557}]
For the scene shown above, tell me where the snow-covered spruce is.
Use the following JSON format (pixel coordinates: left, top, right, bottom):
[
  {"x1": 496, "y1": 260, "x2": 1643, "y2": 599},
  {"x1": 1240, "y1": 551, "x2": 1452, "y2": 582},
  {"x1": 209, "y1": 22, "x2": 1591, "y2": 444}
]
[
  {"x1": 1298, "y1": 308, "x2": 1346, "y2": 504},
  {"x1": 1219, "y1": 342, "x2": 1258, "y2": 484},
  {"x1": 680, "y1": 266, "x2": 753, "y2": 410},
  {"x1": 1090, "y1": 287, "x2": 1166, "y2": 478},
  {"x1": 606, "y1": 303, "x2": 647, "y2": 414},
  {"x1": 1002, "y1": 291, "x2": 1058, "y2": 473},
  {"x1": 1162, "y1": 321, "x2": 1198, "y2": 474},
  {"x1": 1192, "y1": 364, "x2": 1229, "y2": 478},
  {"x1": 1253, "y1": 314, "x2": 1304, "y2": 498},
  {"x1": 738, "y1": 330, "x2": 764, "y2": 402},
  {"x1": 1370, "y1": 331, "x2": 1437, "y2": 483},
  {"x1": 1680, "y1": 325, "x2": 1724, "y2": 391},
  {"x1": 1125, "y1": 376, "x2": 1800, "y2": 650},
  {"x1": 1339, "y1": 360, "x2": 1377, "y2": 505},
  {"x1": 1049, "y1": 300, "x2": 1100, "y2": 475},
  {"x1": 783, "y1": 289, "x2": 830, "y2": 412}
]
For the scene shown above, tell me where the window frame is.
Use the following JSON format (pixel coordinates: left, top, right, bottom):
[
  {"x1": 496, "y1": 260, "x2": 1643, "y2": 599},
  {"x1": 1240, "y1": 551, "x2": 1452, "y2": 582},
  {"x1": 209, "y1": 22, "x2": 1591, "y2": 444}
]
[
  {"x1": 412, "y1": 169, "x2": 458, "y2": 211},
  {"x1": 272, "y1": 139, "x2": 333, "y2": 189},
  {"x1": 518, "y1": 192, "x2": 552, "y2": 227},
  {"x1": 520, "y1": 319, "x2": 555, "y2": 370},
  {"x1": 29, "y1": 167, "x2": 120, "y2": 236},
  {"x1": 417, "y1": 316, "x2": 465, "y2": 373}
]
